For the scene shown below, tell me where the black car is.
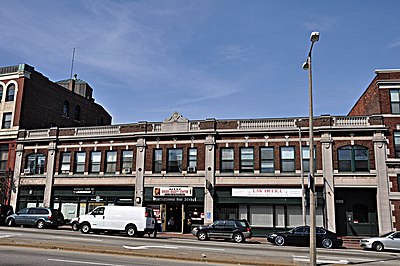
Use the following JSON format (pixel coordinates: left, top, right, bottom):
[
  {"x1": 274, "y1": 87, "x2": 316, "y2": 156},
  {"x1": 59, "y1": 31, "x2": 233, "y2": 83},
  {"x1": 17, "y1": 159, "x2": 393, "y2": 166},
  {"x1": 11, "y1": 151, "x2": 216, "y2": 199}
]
[
  {"x1": 191, "y1": 219, "x2": 252, "y2": 243},
  {"x1": 0, "y1": 204, "x2": 13, "y2": 225},
  {"x1": 267, "y1": 226, "x2": 343, "y2": 249},
  {"x1": 6, "y1": 207, "x2": 64, "y2": 229}
]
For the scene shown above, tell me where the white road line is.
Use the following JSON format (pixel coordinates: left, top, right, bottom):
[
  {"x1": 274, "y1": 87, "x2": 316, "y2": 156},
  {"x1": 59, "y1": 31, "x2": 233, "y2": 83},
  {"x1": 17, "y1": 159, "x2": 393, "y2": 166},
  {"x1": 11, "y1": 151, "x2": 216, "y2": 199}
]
[
  {"x1": 51, "y1": 236, "x2": 103, "y2": 242},
  {"x1": 123, "y1": 245, "x2": 178, "y2": 250},
  {"x1": 48, "y1": 259, "x2": 127, "y2": 266},
  {"x1": 0, "y1": 233, "x2": 22, "y2": 238},
  {"x1": 292, "y1": 256, "x2": 351, "y2": 264},
  {"x1": 123, "y1": 245, "x2": 225, "y2": 251}
]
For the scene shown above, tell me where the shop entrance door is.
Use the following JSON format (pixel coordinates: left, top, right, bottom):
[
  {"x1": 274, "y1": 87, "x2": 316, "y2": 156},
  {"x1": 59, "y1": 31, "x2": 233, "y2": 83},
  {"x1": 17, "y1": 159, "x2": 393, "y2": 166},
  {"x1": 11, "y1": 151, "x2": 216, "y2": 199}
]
[{"x1": 166, "y1": 204, "x2": 182, "y2": 232}]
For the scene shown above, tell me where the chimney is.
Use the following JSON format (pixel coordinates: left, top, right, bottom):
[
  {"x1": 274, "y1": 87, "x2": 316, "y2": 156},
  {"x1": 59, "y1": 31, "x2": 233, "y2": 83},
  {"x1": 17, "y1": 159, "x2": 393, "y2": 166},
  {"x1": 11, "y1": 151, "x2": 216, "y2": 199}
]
[{"x1": 68, "y1": 74, "x2": 77, "y2": 92}]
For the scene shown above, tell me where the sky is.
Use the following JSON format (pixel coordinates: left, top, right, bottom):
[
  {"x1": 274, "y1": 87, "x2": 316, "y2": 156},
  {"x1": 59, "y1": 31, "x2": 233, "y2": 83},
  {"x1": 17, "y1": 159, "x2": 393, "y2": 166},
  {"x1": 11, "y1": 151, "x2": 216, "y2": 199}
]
[{"x1": 1, "y1": 0, "x2": 400, "y2": 124}]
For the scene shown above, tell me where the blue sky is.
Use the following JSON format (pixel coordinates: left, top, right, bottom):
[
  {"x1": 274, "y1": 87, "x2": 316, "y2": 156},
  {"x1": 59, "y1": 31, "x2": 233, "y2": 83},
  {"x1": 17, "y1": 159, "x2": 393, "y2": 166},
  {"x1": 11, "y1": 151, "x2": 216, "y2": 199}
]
[{"x1": 1, "y1": 0, "x2": 400, "y2": 124}]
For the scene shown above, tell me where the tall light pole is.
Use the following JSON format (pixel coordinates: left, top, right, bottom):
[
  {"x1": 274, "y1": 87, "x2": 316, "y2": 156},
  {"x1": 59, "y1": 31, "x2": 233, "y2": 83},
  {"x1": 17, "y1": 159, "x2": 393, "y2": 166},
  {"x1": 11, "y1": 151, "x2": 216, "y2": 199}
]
[{"x1": 303, "y1": 31, "x2": 319, "y2": 266}]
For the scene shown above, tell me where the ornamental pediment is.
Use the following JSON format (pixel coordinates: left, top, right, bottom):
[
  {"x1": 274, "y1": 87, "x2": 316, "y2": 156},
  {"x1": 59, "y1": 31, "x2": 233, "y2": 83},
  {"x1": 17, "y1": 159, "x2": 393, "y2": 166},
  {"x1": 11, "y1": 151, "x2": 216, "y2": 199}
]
[{"x1": 161, "y1": 112, "x2": 189, "y2": 131}]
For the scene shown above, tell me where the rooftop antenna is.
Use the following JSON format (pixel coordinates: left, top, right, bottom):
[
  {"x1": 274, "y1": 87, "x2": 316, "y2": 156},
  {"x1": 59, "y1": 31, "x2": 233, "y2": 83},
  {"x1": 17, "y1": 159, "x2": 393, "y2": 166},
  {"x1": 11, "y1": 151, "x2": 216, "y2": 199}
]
[{"x1": 69, "y1": 48, "x2": 76, "y2": 80}]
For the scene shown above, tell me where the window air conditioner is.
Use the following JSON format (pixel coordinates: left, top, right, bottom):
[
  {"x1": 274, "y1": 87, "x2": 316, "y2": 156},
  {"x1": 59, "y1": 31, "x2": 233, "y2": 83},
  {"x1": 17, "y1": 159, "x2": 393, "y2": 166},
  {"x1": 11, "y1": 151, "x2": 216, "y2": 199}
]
[
  {"x1": 187, "y1": 166, "x2": 196, "y2": 173},
  {"x1": 122, "y1": 167, "x2": 132, "y2": 174},
  {"x1": 24, "y1": 168, "x2": 31, "y2": 174}
]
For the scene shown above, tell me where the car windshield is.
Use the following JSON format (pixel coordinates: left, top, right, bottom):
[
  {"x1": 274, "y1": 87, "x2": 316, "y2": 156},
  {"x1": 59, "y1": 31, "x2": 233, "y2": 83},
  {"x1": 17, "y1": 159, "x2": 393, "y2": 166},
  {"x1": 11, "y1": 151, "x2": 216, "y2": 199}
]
[{"x1": 380, "y1": 231, "x2": 394, "y2": 237}]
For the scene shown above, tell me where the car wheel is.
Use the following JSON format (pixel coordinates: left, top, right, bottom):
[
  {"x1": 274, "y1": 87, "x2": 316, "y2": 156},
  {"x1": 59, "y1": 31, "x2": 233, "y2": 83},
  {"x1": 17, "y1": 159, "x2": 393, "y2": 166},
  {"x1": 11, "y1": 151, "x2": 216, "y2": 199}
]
[
  {"x1": 274, "y1": 235, "x2": 285, "y2": 246},
  {"x1": 373, "y1": 242, "x2": 384, "y2": 252},
  {"x1": 80, "y1": 223, "x2": 91, "y2": 234},
  {"x1": 126, "y1": 225, "x2": 136, "y2": 237},
  {"x1": 233, "y1": 232, "x2": 244, "y2": 243},
  {"x1": 197, "y1": 231, "x2": 208, "y2": 241},
  {"x1": 322, "y1": 238, "x2": 333, "y2": 249},
  {"x1": 72, "y1": 222, "x2": 79, "y2": 231},
  {"x1": 37, "y1": 220, "x2": 45, "y2": 229},
  {"x1": 7, "y1": 218, "x2": 15, "y2": 227}
]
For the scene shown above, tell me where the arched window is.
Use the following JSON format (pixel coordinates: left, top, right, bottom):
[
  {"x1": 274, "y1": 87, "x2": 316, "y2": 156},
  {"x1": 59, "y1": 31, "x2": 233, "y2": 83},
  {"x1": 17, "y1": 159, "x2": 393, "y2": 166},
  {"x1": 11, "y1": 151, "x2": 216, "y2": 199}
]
[
  {"x1": 0, "y1": 85, "x2": 3, "y2": 101},
  {"x1": 74, "y1": 105, "x2": 81, "y2": 121},
  {"x1": 26, "y1": 153, "x2": 46, "y2": 174},
  {"x1": 6, "y1": 84, "x2": 15, "y2": 102},
  {"x1": 338, "y1": 145, "x2": 369, "y2": 172},
  {"x1": 62, "y1": 101, "x2": 69, "y2": 117}
]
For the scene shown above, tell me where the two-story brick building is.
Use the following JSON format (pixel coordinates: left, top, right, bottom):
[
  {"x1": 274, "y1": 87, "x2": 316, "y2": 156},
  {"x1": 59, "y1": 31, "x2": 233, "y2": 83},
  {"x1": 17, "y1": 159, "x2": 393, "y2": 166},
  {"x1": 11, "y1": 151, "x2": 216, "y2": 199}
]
[
  {"x1": 8, "y1": 69, "x2": 400, "y2": 237},
  {"x1": 0, "y1": 64, "x2": 111, "y2": 205}
]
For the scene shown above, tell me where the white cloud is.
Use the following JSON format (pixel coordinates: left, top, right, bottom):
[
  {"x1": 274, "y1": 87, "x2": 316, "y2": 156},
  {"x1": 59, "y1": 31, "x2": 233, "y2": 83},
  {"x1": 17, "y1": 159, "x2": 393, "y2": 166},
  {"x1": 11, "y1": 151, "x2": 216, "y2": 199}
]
[{"x1": 388, "y1": 39, "x2": 400, "y2": 48}]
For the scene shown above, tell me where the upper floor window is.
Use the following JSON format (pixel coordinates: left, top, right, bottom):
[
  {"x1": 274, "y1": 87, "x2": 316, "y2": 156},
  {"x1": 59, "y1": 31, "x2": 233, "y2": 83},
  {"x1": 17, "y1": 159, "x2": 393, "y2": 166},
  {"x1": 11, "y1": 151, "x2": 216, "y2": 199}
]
[
  {"x1": 240, "y1": 147, "x2": 254, "y2": 173},
  {"x1": 390, "y1": 89, "x2": 400, "y2": 114},
  {"x1": 280, "y1": 146, "x2": 295, "y2": 172},
  {"x1": 74, "y1": 105, "x2": 81, "y2": 121},
  {"x1": 0, "y1": 85, "x2": 3, "y2": 101},
  {"x1": 221, "y1": 148, "x2": 234, "y2": 173},
  {"x1": 153, "y1": 149, "x2": 162, "y2": 173},
  {"x1": 62, "y1": 101, "x2": 69, "y2": 117},
  {"x1": 187, "y1": 148, "x2": 197, "y2": 173},
  {"x1": 338, "y1": 145, "x2": 369, "y2": 172},
  {"x1": 6, "y1": 84, "x2": 15, "y2": 102},
  {"x1": 0, "y1": 144, "x2": 9, "y2": 171},
  {"x1": 90, "y1": 151, "x2": 101, "y2": 173},
  {"x1": 302, "y1": 146, "x2": 316, "y2": 173},
  {"x1": 60, "y1": 152, "x2": 71, "y2": 174},
  {"x1": 2, "y1": 112, "x2": 12, "y2": 129},
  {"x1": 105, "y1": 151, "x2": 117, "y2": 174},
  {"x1": 394, "y1": 132, "x2": 400, "y2": 158},
  {"x1": 167, "y1": 148, "x2": 183, "y2": 173},
  {"x1": 74, "y1": 152, "x2": 86, "y2": 174},
  {"x1": 26, "y1": 153, "x2": 45, "y2": 174},
  {"x1": 121, "y1": 150, "x2": 133, "y2": 173},
  {"x1": 260, "y1": 147, "x2": 274, "y2": 173}
]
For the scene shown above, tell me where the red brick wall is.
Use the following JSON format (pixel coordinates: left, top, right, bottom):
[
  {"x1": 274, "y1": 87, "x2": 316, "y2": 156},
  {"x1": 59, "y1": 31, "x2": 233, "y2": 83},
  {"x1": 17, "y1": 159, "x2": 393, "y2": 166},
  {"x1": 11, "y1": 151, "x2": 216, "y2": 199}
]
[
  {"x1": 392, "y1": 200, "x2": 400, "y2": 230},
  {"x1": 17, "y1": 71, "x2": 111, "y2": 129}
]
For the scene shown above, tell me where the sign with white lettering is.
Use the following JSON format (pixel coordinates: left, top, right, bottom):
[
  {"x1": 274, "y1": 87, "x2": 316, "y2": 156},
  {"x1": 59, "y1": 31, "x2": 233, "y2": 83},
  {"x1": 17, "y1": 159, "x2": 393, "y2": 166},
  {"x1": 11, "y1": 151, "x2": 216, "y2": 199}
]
[
  {"x1": 153, "y1": 187, "x2": 193, "y2": 197},
  {"x1": 232, "y1": 188, "x2": 302, "y2": 197}
]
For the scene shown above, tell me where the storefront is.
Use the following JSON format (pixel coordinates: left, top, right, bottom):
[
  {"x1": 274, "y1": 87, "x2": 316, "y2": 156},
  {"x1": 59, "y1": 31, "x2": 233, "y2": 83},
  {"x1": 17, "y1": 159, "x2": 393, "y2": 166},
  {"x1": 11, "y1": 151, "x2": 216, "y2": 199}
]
[
  {"x1": 144, "y1": 186, "x2": 204, "y2": 233},
  {"x1": 16, "y1": 185, "x2": 45, "y2": 211},
  {"x1": 215, "y1": 187, "x2": 325, "y2": 236},
  {"x1": 52, "y1": 186, "x2": 135, "y2": 222}
]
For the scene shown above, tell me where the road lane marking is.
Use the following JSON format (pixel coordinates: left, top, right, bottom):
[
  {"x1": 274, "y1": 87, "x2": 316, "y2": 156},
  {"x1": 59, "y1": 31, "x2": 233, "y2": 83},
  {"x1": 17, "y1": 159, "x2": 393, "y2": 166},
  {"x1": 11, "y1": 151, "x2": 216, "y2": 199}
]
[
  {"x1": 0, "y1": 233, "x2": 22, "y2": 238},
  {"x1": 51, "y1": 236, "x2": 103, "y2": 242},
  {"x1": 123, "y1": 245, "x2": 225, "y2": 251},
  {"x1": 123, "y1": 245, "x2": 178, "y2": 250},
  {"x1": 48, "y1": 259, "x2": 127, "y2": 266},
  {"x1": 292, "y1": 255, "x2": 351, "y2": 264}
]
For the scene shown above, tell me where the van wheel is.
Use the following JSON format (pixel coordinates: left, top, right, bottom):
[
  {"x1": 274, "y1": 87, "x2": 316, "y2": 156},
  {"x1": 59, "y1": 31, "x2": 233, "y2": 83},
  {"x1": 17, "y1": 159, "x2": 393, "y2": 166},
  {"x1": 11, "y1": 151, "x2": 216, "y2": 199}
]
[
  {"x1": 80, "y1": 223, "x2": 91, "y2": 234},
  {"x1": 7, "y1": 218, "x2": 15, "y2": 227},
  {"x1": 37, "y1": 220, "x2": 45, "y2": 229},
  {"x1": 197, "y1": 231, "x2": 208, "y2": 241},
  {"x1": 126, "y1": 225, "x2": 136, "y2": 237}
]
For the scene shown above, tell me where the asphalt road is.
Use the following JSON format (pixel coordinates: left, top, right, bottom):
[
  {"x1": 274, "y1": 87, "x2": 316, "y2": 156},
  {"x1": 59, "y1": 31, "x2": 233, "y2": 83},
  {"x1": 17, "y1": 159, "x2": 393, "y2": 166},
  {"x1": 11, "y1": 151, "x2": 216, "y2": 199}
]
[{"x1": 1, "y1": 226, "x2": 400, "y2": 265}]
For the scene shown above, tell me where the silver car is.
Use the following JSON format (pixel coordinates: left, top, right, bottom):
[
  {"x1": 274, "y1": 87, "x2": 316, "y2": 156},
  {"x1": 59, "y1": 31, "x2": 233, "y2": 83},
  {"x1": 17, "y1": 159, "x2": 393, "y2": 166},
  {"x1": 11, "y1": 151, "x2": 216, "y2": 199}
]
[{"x1": 360, "y1": 231, "x2": 400, "y2": 251}]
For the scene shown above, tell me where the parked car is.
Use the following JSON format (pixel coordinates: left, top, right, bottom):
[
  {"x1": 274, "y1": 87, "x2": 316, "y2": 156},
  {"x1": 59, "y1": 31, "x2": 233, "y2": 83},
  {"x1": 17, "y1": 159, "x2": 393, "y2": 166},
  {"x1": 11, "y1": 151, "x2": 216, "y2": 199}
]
[
  {"x1": 360, "y1": 231, "x2": 400, "y2": 251},
  {"x1": 191, "y1": 219, "x2": 252, "y2": 243},
  {"x1": 6, "y1": 207, "x2": 64, "y2": 229},
  {"x1": 78, "y1": 206, "x2": 157, "y2": 237},
  {"x1": 266, "y1": 226, "x2": 343, "y2": 249},
  {"x1": 0, "y1": 204, "x2": 13, "y2": 225},
  {"x1": 69, "y1": 217, "x2": 80, "y2": 231}
]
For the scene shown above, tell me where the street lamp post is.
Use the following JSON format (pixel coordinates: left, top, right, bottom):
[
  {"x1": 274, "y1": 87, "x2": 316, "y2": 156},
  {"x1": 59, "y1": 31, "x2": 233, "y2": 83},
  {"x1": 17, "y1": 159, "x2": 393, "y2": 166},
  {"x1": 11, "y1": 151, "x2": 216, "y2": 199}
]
[{"x1": 303, "y1": 31, "x2": 319, "y2": 266}]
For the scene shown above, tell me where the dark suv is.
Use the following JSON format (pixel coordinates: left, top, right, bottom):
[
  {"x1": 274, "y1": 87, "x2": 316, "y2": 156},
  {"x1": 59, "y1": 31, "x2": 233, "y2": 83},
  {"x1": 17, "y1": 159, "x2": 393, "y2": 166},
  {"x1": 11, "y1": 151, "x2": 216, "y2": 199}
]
[
  {"x1": 191, "y1": 219, "x2": 252, "y2": 243},
  {"x1": 6, "y1": 207, "x2": 64, "y2": 229},
  {"x1": 0, "y1": 204, "x2": 13, "y2": 225}
]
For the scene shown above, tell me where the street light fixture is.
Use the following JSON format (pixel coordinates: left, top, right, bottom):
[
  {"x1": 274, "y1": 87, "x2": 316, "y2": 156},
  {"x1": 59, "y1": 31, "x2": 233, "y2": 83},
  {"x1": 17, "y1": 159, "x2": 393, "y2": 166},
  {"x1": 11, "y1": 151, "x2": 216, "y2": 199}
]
[{"x1": 303, "y1": 31, "x2": 319, "y2": 266}]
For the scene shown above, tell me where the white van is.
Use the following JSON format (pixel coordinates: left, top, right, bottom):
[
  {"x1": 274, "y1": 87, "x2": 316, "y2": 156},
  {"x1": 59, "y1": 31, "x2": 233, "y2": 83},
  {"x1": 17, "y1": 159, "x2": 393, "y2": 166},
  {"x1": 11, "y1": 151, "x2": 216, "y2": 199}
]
[{"x1": 78, "y1": 206, "x2": 156, "y2": 237}]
